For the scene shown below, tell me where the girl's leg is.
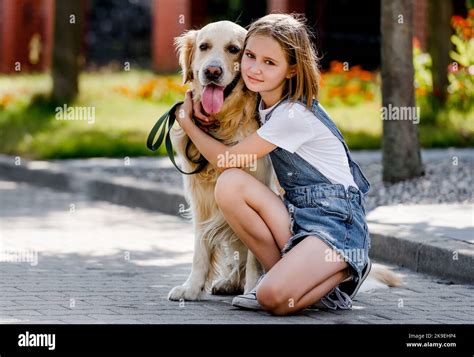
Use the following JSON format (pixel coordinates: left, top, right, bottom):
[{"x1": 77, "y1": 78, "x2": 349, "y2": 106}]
[
  {"x1": 214, "y1": 168, "x2": 292, "y2": 272},
  {"x1": 256, "y1": 237, "x2": 351, "y2": 316}
]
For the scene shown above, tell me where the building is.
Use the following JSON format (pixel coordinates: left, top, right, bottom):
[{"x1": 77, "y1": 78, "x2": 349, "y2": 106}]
[{"x1": 0, "y1": 0, "x2": 467, "y2": 74}]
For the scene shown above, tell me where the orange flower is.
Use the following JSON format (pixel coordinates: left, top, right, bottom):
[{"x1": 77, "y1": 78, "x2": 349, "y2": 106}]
[
  {"x1": 330, "y1": 61, "x2": 344, "y2": 73},
  {"x1": 359, "y1": 71, "x2": 373, "y2": 81},
  {"x1": 451, "y1": 15, "x2": 464, "y2": 27},
  {"x1": 113, "y1": 85, "x2": 132, "y2": 96},
  {"x1": 168, "y1": 82, "x2": 188, "y2": 93},
  {"x1": 413, "y1": 37, "x2": 421, "y2": 49},
  {"x1": 469, "y1": 8, "x2": 474, "y2": 18},
  {"x1": 415, "y1": 87, "x2": 425, "y2": 96},
  {"x1": 137, "y1": 79, "x2": 158, "y2": 98},
  {"x1": 463, "y1": 27, "x2": 472, "y2": 39},
  {"x1": 329, "y1": 87, "x2": 342, "y2": 96},
  {"x1": 345, "y1": 82, "x2": 361, "y2": 94},
  {"x1": 0, "y1": 93, "x2": 14, "y2": 107},
  {"x1": 364, "y1": 92, "x2": 374, "y2": 101}
]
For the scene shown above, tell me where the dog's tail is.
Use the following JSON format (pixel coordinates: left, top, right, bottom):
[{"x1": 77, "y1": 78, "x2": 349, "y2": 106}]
[{"x1": 369, "y1": 263, "x2": 403, "y2": 287}]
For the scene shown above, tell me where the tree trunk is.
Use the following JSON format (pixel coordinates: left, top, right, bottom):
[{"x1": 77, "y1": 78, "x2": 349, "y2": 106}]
[
  {"x1": 428, "y1": 0, "x2": 453, "y2": 105},
  {"x1": 52, "y1": 0, "x2": 82, "y2": 102},
  {"x1": 381, "y1": 0, "x2": 424, "y2": 182}
]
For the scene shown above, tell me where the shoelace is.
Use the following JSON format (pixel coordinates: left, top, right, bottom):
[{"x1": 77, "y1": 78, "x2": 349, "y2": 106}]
[{"x1": 319, "y1": 286, "x2": 353, "y2": 310}]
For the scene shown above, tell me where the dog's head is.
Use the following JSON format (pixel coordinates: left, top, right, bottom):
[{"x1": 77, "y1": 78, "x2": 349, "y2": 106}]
[{"x1": 174, "y1": 21, "x2": 247, "y2": 115}]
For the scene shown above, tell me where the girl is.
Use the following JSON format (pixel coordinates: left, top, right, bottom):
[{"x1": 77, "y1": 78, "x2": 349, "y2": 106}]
[{"x1": 175, "y1": 13, "x2": 371, "y2": 316}]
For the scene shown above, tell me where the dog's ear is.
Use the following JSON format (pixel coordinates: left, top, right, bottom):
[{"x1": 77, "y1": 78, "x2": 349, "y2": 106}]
[{"x1": 174, "y1": 30, "x2": 198, "y2": 84}]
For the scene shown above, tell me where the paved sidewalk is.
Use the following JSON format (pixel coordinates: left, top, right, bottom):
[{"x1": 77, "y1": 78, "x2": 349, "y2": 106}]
[
  {"x1": 1, "y1": 180, "x2": 473, "y2": 324},
  {"x1": 1, "y1": 152, "x2": 472, "y2": 283}
]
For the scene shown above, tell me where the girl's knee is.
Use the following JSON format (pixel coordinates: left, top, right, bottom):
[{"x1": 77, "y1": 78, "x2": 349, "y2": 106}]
[
  {"x1": 256, "y1": 282, "x2": 293, "y2": 315},
  {"x1": 214, "y1": 168, "x2": 245, "y2": 206}
]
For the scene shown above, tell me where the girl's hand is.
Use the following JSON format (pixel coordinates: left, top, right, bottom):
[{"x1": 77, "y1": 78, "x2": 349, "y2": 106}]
[{"x1": 175, "y1": 90, "x2": 194, "y2": 129}]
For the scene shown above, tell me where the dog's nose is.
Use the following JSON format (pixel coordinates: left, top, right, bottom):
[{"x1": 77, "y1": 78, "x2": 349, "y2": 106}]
[{"x1": 205, "y1": 66, "x2": 223, "y2": 81}]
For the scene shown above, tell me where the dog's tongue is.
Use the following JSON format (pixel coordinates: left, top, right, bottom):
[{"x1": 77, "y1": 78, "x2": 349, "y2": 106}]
[{"x1": 201, "y1": 85, "x2": 225, "y2": 114}]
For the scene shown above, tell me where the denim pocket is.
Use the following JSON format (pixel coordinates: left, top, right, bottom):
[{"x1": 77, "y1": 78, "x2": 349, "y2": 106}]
[{"x1": 311, "y1": 196, "x2": 351, "y2": 222}]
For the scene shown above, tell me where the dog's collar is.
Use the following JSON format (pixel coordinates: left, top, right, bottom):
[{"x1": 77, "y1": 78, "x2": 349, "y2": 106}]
[{"x1": 223, "y1": 73, "x2": 241, "y2": 98}]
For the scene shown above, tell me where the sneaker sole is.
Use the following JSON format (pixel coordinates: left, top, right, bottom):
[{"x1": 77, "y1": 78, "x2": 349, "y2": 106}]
[{"x1": 231, "y1": 297, "x2": 262, "y2": 311}]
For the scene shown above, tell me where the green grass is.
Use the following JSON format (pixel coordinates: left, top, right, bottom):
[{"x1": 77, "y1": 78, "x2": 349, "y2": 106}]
[
  {"x1": 0, "y1": 70, "x2": 472, "y2": 159},
  {"x1": 327, "y1": 96, "x2": 474, "y2": 150},
  {"x1": 0, "y1": 70, "x2": 173, "y2": 159},
  {"x1": 327, "y1": 102, "x2": 382, "y2": 150}
]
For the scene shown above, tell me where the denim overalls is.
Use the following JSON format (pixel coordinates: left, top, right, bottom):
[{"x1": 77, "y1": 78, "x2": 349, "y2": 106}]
[{"x1": 263, "y1": 98, "x2": 371, "y2": 283}]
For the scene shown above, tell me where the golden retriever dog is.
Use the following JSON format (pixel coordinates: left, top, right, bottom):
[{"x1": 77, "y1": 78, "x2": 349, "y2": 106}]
[
  {"x1": 168, "y1": 21, "x2": 271, "y2": 301},
  {"x1": 167, "y1": 21, "x2": 401, "y2": 302}
]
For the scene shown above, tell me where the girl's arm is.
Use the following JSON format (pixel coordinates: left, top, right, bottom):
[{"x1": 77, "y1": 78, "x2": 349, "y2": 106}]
[{"x1": 177, "y1": 91, "x2": 276, "y2": 170}]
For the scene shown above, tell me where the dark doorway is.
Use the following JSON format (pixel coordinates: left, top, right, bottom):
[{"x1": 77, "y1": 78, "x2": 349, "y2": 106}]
[
  {"x1": 191, "y1": 0, "x2": 267, "y2": 29},
  {"x1": 313, "y1": 0, "x2": 381, "y2": 70},
  {"x1": 85, "y1": 0, "x2": 152, "y2": 68}
]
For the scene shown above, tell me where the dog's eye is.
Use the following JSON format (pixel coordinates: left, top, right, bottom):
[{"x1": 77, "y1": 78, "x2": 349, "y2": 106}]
[
  {"x1": 199, "y1": 43, "x2": 209, "y2": 51},
  {"x1": 227, "y1": 46, "x2": 240, "y2": 54}
]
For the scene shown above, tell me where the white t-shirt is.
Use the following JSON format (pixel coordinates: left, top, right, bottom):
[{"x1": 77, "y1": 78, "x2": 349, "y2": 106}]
[{"x1": 256, "y1": 99, "x2": 358, "y2": 189}]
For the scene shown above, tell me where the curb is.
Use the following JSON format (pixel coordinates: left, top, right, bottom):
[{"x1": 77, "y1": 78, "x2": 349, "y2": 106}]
[
  {"x1": 368, "y1": 222, "x2": 473, "y2": 285},
  {"x1": 0, "y1": 155, "x2": 186, "y2": 216},
  {"x1": 0, "y1": 155, "x2": 472, "y2": 284}
]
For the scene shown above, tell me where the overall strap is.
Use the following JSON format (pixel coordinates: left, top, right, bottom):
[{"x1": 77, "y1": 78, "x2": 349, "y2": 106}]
[
  {"x1": 146, "y1": 101, "x2": 208, "y2": 175},
  {"x1": 310, "y1": 100, "x2": 371, "y2": 196},
  {"x1": 265, "y1": 97, "x2": 370, "y2": 196}
]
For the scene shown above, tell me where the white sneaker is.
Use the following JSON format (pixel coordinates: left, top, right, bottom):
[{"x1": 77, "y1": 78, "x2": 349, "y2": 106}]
[
  {"x1": 309, "y1": 286, "x2": 353, "y2": 310},
  {"x1": 231, "y1": 274, "x2": 265, "y2": 310}
]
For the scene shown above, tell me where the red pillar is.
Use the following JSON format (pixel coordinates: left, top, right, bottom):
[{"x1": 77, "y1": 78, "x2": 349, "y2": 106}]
[
  {"x1": 0, "y1": 0, "x2": 21, "y2": 73},
  {"x1": 41, "y1": 0, "x2": 54, "y2": 72},
  {"x1": 0, "y1": 0, "x2": 54, "y2": 73},
  {"x1": 152, "y1": 0, "x2": 191, "y2": 73},
  {"x1": 413, "y1": 0, "x2": 428, "y2": 51}
]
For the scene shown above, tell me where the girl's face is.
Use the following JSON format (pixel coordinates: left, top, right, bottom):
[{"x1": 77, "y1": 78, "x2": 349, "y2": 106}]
[{"x1": 241, "y1": 34, "x2": 293, "y2": 101}]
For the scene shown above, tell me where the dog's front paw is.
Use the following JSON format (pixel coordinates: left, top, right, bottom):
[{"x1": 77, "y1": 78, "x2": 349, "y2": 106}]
[
  {"x1": 211, "y1": 278, "x2": 242, "y2": 295},
  {"x1": 168, "y1": 284, "x2": 202, "y2": 301}
]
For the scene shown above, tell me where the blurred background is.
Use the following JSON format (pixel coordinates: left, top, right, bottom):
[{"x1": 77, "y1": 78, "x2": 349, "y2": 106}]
[{"x1": 0, "y1": 0, "x2": 472, "y2": 160}]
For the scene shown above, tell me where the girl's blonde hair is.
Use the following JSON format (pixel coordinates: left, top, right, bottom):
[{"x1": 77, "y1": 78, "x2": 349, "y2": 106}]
[{"x1": 244, "y1": 13, "x2": 321, "y2": 109}]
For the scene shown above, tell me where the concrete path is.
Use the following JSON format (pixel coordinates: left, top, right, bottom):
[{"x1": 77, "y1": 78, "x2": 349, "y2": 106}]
[
  {"x1": 1, "y1": 153, "x2": 472, "y2": 283},
  {"x1": 1, "y1": 180, "x2": 472, "y2": 324}
]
